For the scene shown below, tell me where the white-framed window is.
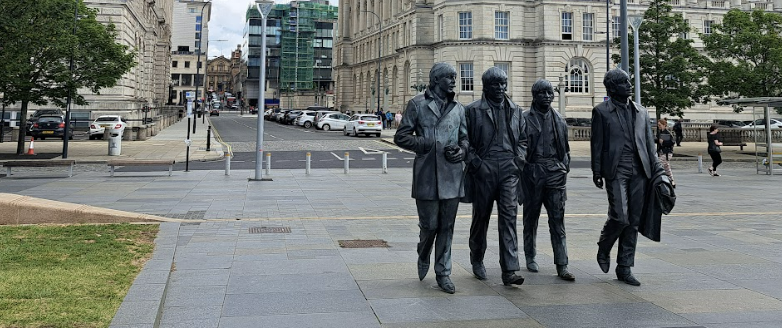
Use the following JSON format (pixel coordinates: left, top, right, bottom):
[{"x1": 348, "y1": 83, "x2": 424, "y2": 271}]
[
  {"x1": 612, "y1": 16, "x2": 621, "y2": 38},
  {"x1": 583, "y1": 13, "x2": 594, "y2": 41},
  {"x1": 459, "y1": 12, "x2": 472, "y2": 39},
  {"x1": 438, "y1": 14, "x2": 444, "y2": 41},
  {"x1": 565, "y1": 58, "x2": 591, "y2": 93},
  {"x1": 561, "y1": 12, "x2": 573, "y2": 40},
  {"x1": 495, "y1": 11, "x2": 510, "y2": 40},
  {"x1": 703, "y1": 20, "x2": 713, "y2": 35},
  {"x1": 494, "y1": 62, "x2": 510, "y2": 88},
  {"x1": 459, "y1": 62, "x2": 474, "y2": 92},
  {"x1": 679, "y1": 19, "x2": 689, "y2": 39},
  {"x1": 671, "y1": 0, "x2": 681, "y2": 5},
  {"x1": 712, "y1": 1, "x2": 725, "y2": 8}
]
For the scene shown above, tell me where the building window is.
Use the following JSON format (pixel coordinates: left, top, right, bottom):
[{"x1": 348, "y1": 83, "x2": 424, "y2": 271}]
[
  {"x1": 494, "y1": 62, "x2": 510, "y2": 87},
  {"x1": 671, "y1": 0, "x2": 681, "y2": 5},
  {"x1": 713, "y1": 1, "x2": 725, "y2": 8},
  {"x1": 195, "y1": 32, "x2": 201, "y2": 40},
  {"x1": 188, "y1": 8, "x2": 196, "y2": 13},
  {"x1": 612, "y1": 16, "x2": 620, "y2": 38},
  {"x1": 172, "y1": 61, "x2": 178, "y2": 68},
  {"x1": 459, "y1": 12, "x2": 472, "y2": 40},
  {"x1": 703, "y1": 20, "x2": 713, "y2": 35},
  {"x1": 438, "y1": 14, "x2": 444, "y2": 41},
  {"x1": 195, "y1": 23, "x2": 201, "y2": 32},
  {"x1": 565, "y1": 58, "x2": 590, "y2": 93},
  {"x1": 196, "y1": 16, "x2": 202, "y2": 23},
  {"x1": 459, "y1": 62, "x2": 474, "y2": 91},
  {"x1": 680, "y1": 19, "x2": 689, "y2": 39},
  {"x1": 495, "y1": 11, "x2": 509, "y2": 40},
  {"x1": 194, "y1": 41, "x2": 201, "y2": 50},
  {"x1": 583, "y1": 13, "x2": 594, "y2": 41},
  {"x1": 561, "y1": 12, "x2": 573, "y2": 40},
  {"x1": 185, "y1": 61, "x2": 191, "y2": 68}
]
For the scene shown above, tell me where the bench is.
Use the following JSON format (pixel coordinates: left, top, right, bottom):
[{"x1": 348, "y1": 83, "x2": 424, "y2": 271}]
[
  {"x1": 719, "y1": 130, "x2": 747, "y2": 150},
  {"x1": 107, "y1": 159, "x2": 175, "y2": 177},
  {"x1": 1, "y1": 160, "x2": 76, "y2": 178}
]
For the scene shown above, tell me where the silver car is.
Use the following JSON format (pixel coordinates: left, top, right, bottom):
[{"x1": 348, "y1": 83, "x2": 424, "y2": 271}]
[{"x1": 344, "y1": 114, "x2": 382, "y2": 137}]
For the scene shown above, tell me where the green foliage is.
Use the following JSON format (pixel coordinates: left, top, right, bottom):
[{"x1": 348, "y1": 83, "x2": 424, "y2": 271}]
[
  {"x1": 612, "y1": 0, "x2": 708, "y2": 119},
  {"x1": 702, "y1": 9, "x2": 782, "y2": 113}
]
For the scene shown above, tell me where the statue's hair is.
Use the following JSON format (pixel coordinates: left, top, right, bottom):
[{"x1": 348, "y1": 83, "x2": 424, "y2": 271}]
[
  {"x1": 428, "y1": 62, "x2": 457, "y2": 88},
  {"x1": 531, "y1": 79, "x2": 553, "y2": 95},
  {"x1": 481, "y1": 67, "x2": 508, "y2": 86},
  {"x1": 603, "y1": 68, "x2": 630, "y2": 91}
]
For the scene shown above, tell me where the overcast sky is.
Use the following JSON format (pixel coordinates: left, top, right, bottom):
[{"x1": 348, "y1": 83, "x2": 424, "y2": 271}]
[{"x1": 206, "y1": 0, "x2": 337, "y2": 58}]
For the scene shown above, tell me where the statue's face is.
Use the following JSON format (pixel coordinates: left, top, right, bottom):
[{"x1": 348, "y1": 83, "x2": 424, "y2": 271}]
[
  {"x1": 484, "y1": 77, "x2": 508, "y2": 102},
  {"x1": 434, "y1": 73, "x2": 456, "y2": 94},
  {"x1": 610, "y1": 76, "x2": 633, "y2": 98},
  {"x1": 533, "y1": 87, "x2": 555, "y2": 109}
]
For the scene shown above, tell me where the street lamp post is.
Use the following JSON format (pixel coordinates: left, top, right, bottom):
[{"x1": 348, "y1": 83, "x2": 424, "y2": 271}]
[
  {"x1": 629, "y1": 16, "x2": 643, "y2": 105},
  {"x1": 363, "y1": 10, "x2": 382, "y2": 114},
  {"x1": 193, "y1": 0, "x2": 211, "y2": 135},
  {"x1": 62, "y1": 0, "x2": 78, "y2": 158},
  {"x1": 252, "y1": 0, "x2": 273, "y2": 181},
  {"x1": 620, "y1": 0, "x2": 629, "y2": 72},
  {"x1": 606, "y1": 0, "x2": 611, "y2": 71}
]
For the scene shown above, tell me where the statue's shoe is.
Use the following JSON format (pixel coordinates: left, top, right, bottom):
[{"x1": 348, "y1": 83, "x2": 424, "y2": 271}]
[
  {"x1": 436, "y1": 275, "x2": 455, "y2": 294},
  {"x1": 526, "y1": 260, "x2": 539, "y2": 273},
  {"x1": 501, "y1": 272, "x2": 525, "y2": 286},
  {"x1": 472, "y1": 262, "x2": 487, "y2": 280},
  {"x1": 557, "y1": 265, "x2": 576, "y2": 281},
  {"x1": 418, "y1": 260, "x2": 429, "y2": 281},
  {"x1": 597, "y1": 251, "x2": 610, "y2": 273}
]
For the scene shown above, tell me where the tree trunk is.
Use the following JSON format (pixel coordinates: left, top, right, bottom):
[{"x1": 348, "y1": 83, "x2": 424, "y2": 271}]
[{"x1": 16, "y1": 101, "x2": 28, "y2": 155}]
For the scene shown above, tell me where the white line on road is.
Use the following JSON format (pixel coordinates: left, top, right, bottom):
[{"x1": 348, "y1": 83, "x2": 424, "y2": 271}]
[{"x1": 359, "y1": 147, "x2": 385, "y2": 155}]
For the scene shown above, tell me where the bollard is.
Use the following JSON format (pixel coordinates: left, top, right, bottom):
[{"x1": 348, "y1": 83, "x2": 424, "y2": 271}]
[
  {"x1": 344, "y1": 151, "x2": 350, "y2": 174},
  {"x1": 224, "y1": 152, "x2": 231, "y2": 176},
  {"x1": 265, "y1": 152, "x2": 271, "y2": 175},
  {"x1": 382, "y1": 152, "x2": 388, "y2": 174},
  {"x1": 306, "y1": 152, "x2": 311, "y2": 175},
  {"x1": 206, "y1": 126, "x2": 211, "y2": 151},
  {"x1": 697, "y1": 153, "x2": 703, "y2": 173}
]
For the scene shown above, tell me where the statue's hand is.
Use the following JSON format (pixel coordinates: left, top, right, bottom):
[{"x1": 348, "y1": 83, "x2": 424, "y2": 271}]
[
  {"x1": 593, "y1": 173, "x2": 604, "y2": 189},
  {"x1": 445, "y1": 146, "x2": 464, "y2": 163}
]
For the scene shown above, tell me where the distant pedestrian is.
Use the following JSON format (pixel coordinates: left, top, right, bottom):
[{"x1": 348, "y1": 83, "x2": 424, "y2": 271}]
[
  {"x1": 395, "y1": 111, "x2": 402, "y2": 128},
  {"x1": 376, "y1": 108, "x2": 385, "y2": 129},
  {"x1": 657, "y1": 119, "x2": 676, "y2": 188},
  {"x1": 673, "y1": 119, "x2": 683, "y2": 146},
  {"x1": 707, "y1": 125, "x2": 723, "y2": 177},
  {"x1": 386, "y1": 111, "x2": 394, "y2": 128}
]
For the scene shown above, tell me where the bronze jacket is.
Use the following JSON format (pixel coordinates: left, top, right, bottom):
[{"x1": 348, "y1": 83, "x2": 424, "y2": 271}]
[{"x1": 394, "y1": 88, "x2": 468, "y2": 200}]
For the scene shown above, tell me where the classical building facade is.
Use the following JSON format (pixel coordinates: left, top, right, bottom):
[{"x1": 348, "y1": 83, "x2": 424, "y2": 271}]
[
  {"x1": 206, "y1": 56, "x2": 232, "y2": 95},
  {"x1": 170, "y1": 0, "x2": 211, "y2": 106},
  {"x1": 335, "y1": 0, "x2": 781, "y2": 120}
]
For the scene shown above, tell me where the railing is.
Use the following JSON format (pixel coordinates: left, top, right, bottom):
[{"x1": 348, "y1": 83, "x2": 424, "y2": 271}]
[{"x1": 567, "y1": 127, "x2": 782, "y2": 143}]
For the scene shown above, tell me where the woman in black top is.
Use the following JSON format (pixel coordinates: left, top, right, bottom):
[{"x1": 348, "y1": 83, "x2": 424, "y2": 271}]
[
  {"x1": 707, "y1": 125, "x2": 723, "y2": 176},
  {"x1": 656, "y1": 119, "x2": 676, "y2": 187}
]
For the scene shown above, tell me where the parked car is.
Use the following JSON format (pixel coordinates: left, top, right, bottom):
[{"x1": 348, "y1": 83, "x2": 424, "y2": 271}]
[
  {"x1": 26, "y1": 109, "x2": 65, "y2": 135},
  {"x1": 313, "y1": 110, "x2": 339, "y2": 126},
  {"x1": 284, "y1": 110, "x2": 303, "y2": 125},
  {"x1": 210, "y1": 103, "x2": 221, "y2": 116},
  {"x1": 714, "y1": 120, "x2": 746, "y2": 128},
  {"x1": 89, "y1": 115, "x2": 127, "y2": 140},
  {"x1": 249, "y1": 106, "x2": 259, "y2": 115},
  {"x1": 344, "y1": 114, "x2": 382, "y2": 137},
  {"x1": 316, "y1": 112, "x2": 350, "y2": 131},
  {"x1": 565, "y1": 117, "x2": 591, "y2": 127},
  {"x1": 265, "y1": 108, "x2": 281, "y2": 120},
  {"x1": 275, "y1": 109, "x2": 291, "y2": 122},
  {"x1": 31, "y1": 116, "x2": 73, "y2": 140},
  {"x1": 295, "y1": 110, "x2": 317, "y2": 128},
  {"x1": 741, "y1": 118, "x2": 782, "y2": 129}
]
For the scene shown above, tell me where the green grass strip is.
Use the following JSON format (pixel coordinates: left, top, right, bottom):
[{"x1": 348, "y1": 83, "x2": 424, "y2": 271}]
[{"x1": 0, "y1": 223, "x2": 159, "y2": 328}]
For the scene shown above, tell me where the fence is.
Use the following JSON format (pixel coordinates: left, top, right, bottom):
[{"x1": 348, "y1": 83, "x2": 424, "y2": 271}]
[{"x1": 568, "y1": 127, "x2": 782, "y2": 143}]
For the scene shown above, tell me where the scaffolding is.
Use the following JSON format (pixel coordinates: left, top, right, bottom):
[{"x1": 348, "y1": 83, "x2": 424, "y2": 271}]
[{"x1": 277, "y1": 2, "x2": 338, "y2": 92}]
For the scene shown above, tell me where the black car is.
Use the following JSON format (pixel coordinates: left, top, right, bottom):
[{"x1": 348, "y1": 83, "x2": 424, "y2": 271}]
[
  {"x1": 285, "y1": 110, "x2": 304, "y2": 125},
  {"x1": 26, "y1": 109, "x2": 64, "y2": 135},
  {"x1": 30, "y1": 116, "x2": 73, "y2": 140}
]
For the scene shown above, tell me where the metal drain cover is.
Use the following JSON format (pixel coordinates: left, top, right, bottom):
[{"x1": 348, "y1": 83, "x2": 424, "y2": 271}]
[
  {"x1": 338, "y1": 239, "x2": 389, "y2": 248},
  {"x1": 249, "y1": 226, "x2": 291, "y2": 234}
]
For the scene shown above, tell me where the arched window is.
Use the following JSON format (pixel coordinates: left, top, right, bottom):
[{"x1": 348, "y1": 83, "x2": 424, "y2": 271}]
[{"x1": 565, "y1": 58, "x2": 590, "y2": 93}]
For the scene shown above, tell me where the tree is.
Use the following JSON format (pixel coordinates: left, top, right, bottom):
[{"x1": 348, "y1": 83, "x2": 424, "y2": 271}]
[
  {"x1": 612, "y1": 0, "x2": 708, "y2": 120},
  {"x1": 0, "y1": 0, "x2": 135, "y2": 154},
  {"x1": 702, "y1": 9, "x2": 782, "y2": 113}
]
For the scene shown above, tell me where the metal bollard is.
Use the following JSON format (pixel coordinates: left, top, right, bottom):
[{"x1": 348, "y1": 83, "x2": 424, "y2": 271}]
[
  {"x1": 344, "y1": 151, "x2": 349, "y2": 174},
  {"x1": 382, "y1": 152, "x2": 388, "y2": 174},
  {"x1": 206, "y1": 126, "x2": 211, "y2": 151},
  {"x1": 266, "y1": 152, "x2": 271, "y2": 175},
  {"x1": 697, "y1": 153, "x2": 703, "y2": 173},
  {"x1": 306, "y1": 152, "x2": 311, "y2": 175},
  {"x1": 225, "y1": 152, "x2": 231, "y2": 176}
]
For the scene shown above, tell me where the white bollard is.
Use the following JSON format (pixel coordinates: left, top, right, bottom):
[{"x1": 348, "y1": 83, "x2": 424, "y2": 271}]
[
  {"x1": 382, "y1": 152, "x2": 388, "y2": 174},
  {"x1": 344, "y1": 152, "x2": 350, "y2": 174},
  {"x1": 224, "y1": 152, "x2": 231, "y2": 176},
  {"x1": 266, "y1": 152, "x2": 271, "y2": 175},
  {"x1": 306, "y1": 152, "x2": 311, "y2": 175},
  {"x1": 697, "y1": 153, "x2": 703, "y2": 173}
]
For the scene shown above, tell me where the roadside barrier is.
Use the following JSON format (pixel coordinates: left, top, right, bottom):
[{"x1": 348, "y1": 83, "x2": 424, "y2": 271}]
[
  {"x1": 697, "y1": 153, "x2": 703, "y2": 173},
  {"x1": 306, "y1": 152, "x2": 311, "y2": 175},
  {"x1": 26, "y1": 137, "x2": 35, "y2": 155},
  {"x1": 344, "y1": 152, "x2": 349, "y2": 174},
  {"x1": 266, "y1": 152, "x2": 271, "y2": 175}
]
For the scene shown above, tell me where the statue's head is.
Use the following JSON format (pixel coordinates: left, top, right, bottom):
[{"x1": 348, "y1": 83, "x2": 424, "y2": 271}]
[
  {"x1": 603, "y1": 69, "x2": 632, "y2": 99},
  {"x1": 428, "y1": 62, "x2": 457, "y2": 95},
  {"x1": 481, "y1": 67, "x2": 508, "y2": 103},
  {"x1": 531, "y1": 79, "x2": 554, "y2": 111}
]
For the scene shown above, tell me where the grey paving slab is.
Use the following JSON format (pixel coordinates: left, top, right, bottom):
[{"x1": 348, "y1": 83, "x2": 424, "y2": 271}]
[
  {"x1": 217, "y1": 311, "x2": 380, "y2": 328},
  {"x1": 520, "y1": 302, "x2": 695, "y2": 328},
  {"x1": 158, "y1": 319, "x2": 220, "y2": 328},
  {"x1": 380, "y1": 318, "x2": 546, "y2": 328},
  {"x1": 221, "y1": 289, "x2": 371, "y2": 317},
  {"x1": 109, "y1": 300, "x2": 160, "y2": 326},
  {"x1": 225, "y1": 272, "x2": 359, "y2": 294},
  {"x1": 162, "y1": 285, "x2": 227, "y2": 307},
  {"x1": 159, "y1": 305, "x2": 222, "y2": 325},
  {"x1": 228, "y1": 258, "x2": 350, "y2": 276},
  {"x1": 681, "y1": 310, "x2": 782, "y2": 325},
  {"x1": 496, "y1": 282, "x2": 644, "y2": 307},
  {"x1": 168, "y1": 269, "x2": 230, "y2": 287},
  {"x1": 369, "y1": 296, "x2": 527, "y2": 324},
  {"x1": 633, "y1": 289, "x2": 782, "y2": 314}
]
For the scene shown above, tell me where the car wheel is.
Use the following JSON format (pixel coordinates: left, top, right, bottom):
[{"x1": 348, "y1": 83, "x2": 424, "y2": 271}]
[
  {"x1": 39, "y1": 137, "x2": 45, "y2": 140},
  {"x1": 88, "y1": 135, "x2": 94, "y2": 140},
  {"x1": 322, "y1": 124, "x2": 330, "y2": 131},
  {"x1": 354, "y1": 128, "x2": 359, "y2": 137},
  {"x1": 343, "y1": 127, "x2": 348, "y2": 136},
  {"x1": 376, "y1": 133, "x2": 381, "y2": 137},
  {"x1": 304, "y1": 121, "x2": 312, "y2": 129},
  {"x1": 68, "y1": 135, "x2": 73, "y2": 140}
]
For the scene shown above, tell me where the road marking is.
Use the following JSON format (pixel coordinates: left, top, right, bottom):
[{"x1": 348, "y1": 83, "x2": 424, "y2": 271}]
[
  {"x1": 359, "y1": 147, "x2": 386, "y2": 155},
  {"x1": 387, "y1": 157, "x2": 398, "y2": 160},
  {"x1": 361, "y1": 157, "x2": 376, "y2": 160},
  {"x1": 330, "y1": 152, "x2": 342, "y2": 160},
  {"x1": 403, "y1": 157, "x2": 414, "y2": 160}
]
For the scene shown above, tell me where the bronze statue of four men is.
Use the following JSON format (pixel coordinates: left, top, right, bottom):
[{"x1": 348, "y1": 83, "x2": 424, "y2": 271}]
[{"x1": 396, "y1": 64, "x2": 670, "y2": 294}]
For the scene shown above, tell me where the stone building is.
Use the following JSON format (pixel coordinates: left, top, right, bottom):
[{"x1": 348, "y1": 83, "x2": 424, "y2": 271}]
[
  {"x1": 170, "y1": 0, "x2": 212, "y2": 106},
  {"x1": 206, "y1": 56, "x2": 232, "y2": 97},
  {"x1": 335, "y1": 0, "x2": 781, "y2": 120}
]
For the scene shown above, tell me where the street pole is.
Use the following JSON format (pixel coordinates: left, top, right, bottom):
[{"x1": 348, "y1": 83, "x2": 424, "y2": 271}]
[
  {"x1": 252, "y1": 0, "x2": 273, "y2": 181},
  {"x1": 630, "y1": 16, "x2": 643, "y2": 105},
  {"x1": 62, "y1": 0, "x2": 78, "y2": 159},
  {"x1": 606, "y1": 0, "x2": 611, "y2": 71},
  {"x1": 620, "y1": 0, "x2": 629, "y2": 72},
  {"x1": 558, "y1": 76, "x2": 566, "y2": 117},
  {"x1": 363, "y1": 10, "x2": 381, "y2": 113},
  {"x1": 0, "y1": 102, "x2": 5, "y2": 143},
  {"x1": 193, "y1": 0, "x2": 211, "y2": 135}
]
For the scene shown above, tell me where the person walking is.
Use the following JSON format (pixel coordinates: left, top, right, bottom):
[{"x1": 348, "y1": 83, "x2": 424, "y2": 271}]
[
  {"x1": 673, "y1": 119, "x2": 683, "y2": 146},
  {"x1": 656, "y1": 119, "x2": 676, "y2": 187},
  {"x1": 394, "y1": 62, "x2": 468, "y2": 294},
  {"x1": 707, "y1": 125, "x2": 723, "y2": 177},
  {"x1": 386, "y1": 110, "x2": 394, "y2": 128},
  {"x1": 395, "y1": 111, "x2": 403, "y2": 128}
]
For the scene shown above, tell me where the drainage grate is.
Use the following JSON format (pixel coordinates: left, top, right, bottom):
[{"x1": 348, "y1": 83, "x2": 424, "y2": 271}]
[
  {"x1": 338, "y1": 239, "x2": 389, "y2": 248},
  {"x1": 249, "y1": 226, "x2": 291, "y2": 234}
]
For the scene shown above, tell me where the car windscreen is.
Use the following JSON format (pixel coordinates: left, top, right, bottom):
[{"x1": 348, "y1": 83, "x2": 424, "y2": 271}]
[
  {"x1": 38, "y1": 117, "x2": 62, "y2": 123},
  {"x1": 96, "y1": 117, "x2": 118, "y2": 122}
]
